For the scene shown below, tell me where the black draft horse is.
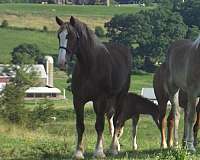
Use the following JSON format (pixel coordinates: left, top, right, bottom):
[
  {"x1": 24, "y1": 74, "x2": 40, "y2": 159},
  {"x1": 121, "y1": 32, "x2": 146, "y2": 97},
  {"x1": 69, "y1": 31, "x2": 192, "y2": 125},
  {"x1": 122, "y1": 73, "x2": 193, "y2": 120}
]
[{"x1": 56, "y1": 16, "x2": 132, "y2": 159}]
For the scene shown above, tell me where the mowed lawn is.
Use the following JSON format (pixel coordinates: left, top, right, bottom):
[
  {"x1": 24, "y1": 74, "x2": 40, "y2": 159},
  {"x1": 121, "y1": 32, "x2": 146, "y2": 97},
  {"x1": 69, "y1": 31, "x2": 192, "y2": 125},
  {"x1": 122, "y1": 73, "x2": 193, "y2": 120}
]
[{"x1": 0, "y1": 4, "x2": 153, "y2": 31}]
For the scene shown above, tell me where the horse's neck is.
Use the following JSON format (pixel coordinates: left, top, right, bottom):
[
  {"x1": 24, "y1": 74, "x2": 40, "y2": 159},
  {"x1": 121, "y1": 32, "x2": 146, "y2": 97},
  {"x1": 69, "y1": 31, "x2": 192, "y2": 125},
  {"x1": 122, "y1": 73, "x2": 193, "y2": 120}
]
[
  {"x1": 76, "y1": 36, "x2": 103, "y2": 73},
  {"x1": 76, "y1": 40, "x2": 95, "y2": 73}
]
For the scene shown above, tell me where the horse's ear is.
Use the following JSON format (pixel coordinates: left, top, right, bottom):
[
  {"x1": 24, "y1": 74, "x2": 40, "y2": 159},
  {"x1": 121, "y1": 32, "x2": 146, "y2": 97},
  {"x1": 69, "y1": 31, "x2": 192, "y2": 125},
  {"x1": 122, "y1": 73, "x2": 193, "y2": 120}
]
[
  {"x1": 56, "y1": 16, "x2": 64, "y2": 26},
  {"x1": 70, "y1": 16, "x2": 76, "y2": 26}
]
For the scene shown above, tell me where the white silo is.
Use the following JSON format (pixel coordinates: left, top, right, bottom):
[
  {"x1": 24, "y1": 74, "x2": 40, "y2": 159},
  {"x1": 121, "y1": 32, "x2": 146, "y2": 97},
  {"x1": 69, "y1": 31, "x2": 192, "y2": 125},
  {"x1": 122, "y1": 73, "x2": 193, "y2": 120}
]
[{"x1": 45, "y1": 56, "x2": 54, "y2": 87}]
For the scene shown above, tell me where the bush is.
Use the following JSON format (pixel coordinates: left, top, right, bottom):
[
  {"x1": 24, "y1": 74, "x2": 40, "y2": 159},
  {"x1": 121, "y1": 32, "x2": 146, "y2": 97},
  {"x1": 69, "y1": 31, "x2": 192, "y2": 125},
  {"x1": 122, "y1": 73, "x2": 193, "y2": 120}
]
[
  {"x1": 95, "y1": 26, "x2": 105, "y2": 37},
  {"x1": 11, "y1": 43, "x2": 44, "y2": 64},
  {"x1": 26, "y1": 99, "x2": 55, "y2": 129},
  {"x1": 43, "y1": 26, "x2": 48, "y2": 32},
  {"x1": 1, "y1": 20, "x2": 8, "y2": 28}
]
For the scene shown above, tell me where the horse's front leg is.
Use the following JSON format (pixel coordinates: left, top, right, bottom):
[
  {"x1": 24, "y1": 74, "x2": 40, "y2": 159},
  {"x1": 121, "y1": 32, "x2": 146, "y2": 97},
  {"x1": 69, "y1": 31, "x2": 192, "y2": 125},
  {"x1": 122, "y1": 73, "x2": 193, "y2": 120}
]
[
  {"x1": 193, "y1": 111, "x2": 200, "y2": 147},
  {"x1": 93, "y1": 99, "x2": 106, "y2": 158},
  {"x1": 132, "y1": 114, "x2": 139, "y2": 150},
  {"x1": 73, "y1": 98, "x2": 85, "y2": 159},
  {"x1": 184, "y1": 96, "x2": 198, "y2": 152}
]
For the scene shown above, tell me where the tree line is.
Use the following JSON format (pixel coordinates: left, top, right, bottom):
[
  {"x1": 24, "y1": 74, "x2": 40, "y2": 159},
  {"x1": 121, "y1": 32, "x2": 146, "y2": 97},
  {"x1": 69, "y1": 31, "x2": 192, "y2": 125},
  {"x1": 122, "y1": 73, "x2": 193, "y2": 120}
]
[{"x1": 105, "y1": 0, "x2": 200, "y2": 72}]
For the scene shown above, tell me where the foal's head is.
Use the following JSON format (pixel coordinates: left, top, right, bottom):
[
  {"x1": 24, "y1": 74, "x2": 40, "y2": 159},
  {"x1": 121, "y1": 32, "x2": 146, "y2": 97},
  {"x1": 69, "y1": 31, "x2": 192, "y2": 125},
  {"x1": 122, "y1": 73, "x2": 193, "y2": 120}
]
[{"x1": 56, "y1": 16, "x2": 82, "y2": 69}]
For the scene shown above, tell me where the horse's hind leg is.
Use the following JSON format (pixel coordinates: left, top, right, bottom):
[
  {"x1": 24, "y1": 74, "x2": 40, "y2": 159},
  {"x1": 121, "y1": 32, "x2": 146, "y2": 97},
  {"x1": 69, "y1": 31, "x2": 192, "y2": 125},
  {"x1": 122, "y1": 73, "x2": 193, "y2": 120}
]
[
  {"x1": 73, "y1": 98, "x2": 85, "y2": 159},
  {"x1": 158, "y1": 100, "x2": 168, "y2": 149},
  {"x1": 93, "y1": 99, "x2": 106, "y2": 158},
  {"x1": 169, "y1": 89, "x2": 180, "y2": 147},
  {"x1": 167, "y1": 109, "x2": 174, "y2": 147},
  {"x1": 132, "y1": 114, "x2": 139, "y2": 150},
  {"x1": 193, "y1": 111, "x2": 200, "y2": 147}
]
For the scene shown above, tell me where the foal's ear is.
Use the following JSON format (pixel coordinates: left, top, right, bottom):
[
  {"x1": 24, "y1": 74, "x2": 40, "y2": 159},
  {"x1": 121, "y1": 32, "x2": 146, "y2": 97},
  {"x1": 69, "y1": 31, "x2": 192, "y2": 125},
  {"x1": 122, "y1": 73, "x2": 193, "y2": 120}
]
[
  {"x1": 56, "y1": 16, "x2": 64, "y2": 26},
  {"x1": 70, "y1": 16, "x2": 76, "y2": 26}
]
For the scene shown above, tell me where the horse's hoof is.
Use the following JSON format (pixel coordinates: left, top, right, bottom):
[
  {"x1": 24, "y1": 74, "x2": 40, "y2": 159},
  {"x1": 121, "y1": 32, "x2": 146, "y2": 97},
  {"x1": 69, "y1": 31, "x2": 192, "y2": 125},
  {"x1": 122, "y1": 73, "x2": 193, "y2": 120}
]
[
  {"x1": 133, "y1": 144, "x2": 138, "y2": 150},
  {"x1": 161, "y1": 143, "x2": 167, "y2": 149},
  {"x1": 93, "y1": 150, "x2": 106, "y2": 159},
  {"x1": 194, "y1": 140, "x2": 198, "y2": 147},
  {"x1": 74, "y1": 150, "x2": 84, "y2": 160},
  {"x1": 110, "y1": 149, "x2": 118, "y2": 156},
  {"x1": 186, "y1": 143, "x2": 196, "y2": 153}
]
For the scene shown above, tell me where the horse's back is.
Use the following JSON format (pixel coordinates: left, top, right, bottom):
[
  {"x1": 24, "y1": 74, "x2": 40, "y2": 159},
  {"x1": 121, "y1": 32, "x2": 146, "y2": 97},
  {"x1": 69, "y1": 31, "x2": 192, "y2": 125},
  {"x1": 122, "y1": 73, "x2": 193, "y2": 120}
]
[{"x1": 166, "y1": 39, "x2": 193, "y2": 89}]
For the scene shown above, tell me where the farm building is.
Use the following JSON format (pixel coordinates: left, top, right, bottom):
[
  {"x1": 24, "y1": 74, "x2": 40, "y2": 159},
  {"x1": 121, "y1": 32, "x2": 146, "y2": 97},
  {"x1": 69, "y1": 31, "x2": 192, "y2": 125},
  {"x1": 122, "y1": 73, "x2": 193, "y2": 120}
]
[{"x1": 0, "y1": 56, "x2": 63, "y2": 99}]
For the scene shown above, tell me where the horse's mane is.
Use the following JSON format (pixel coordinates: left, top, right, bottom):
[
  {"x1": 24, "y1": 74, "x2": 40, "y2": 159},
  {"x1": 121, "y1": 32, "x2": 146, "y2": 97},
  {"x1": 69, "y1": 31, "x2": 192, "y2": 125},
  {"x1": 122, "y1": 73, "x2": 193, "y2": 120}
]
[
  {"x1": 193, "y1": 35, "x2": 200, "y2": 49},
  {"x1": 70, "y1": 18, "x2": 103, "y2": 50}
]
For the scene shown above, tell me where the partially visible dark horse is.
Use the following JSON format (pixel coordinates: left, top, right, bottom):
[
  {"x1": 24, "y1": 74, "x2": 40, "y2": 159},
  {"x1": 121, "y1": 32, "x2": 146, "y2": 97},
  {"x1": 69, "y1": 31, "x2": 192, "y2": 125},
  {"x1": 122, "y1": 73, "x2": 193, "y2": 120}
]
[
  {"x1": 56, "y1": 16, "x2": 132, "y2": 159},
  {"x1": 153, "y1": 63, "x2": 200, "y2": 149},
  {"x1": 156, "y1": 36, "x2": 200, "y2": 151},
  {"x1": 110, "y1": 92, "x2": 160, "y2": 155}
]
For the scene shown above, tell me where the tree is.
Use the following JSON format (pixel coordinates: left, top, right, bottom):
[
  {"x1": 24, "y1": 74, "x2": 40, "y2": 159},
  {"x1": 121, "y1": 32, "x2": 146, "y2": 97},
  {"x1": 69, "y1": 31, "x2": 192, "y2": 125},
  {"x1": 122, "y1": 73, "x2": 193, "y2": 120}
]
[
  {"x1": 11, "y1": 43, "x2": 44, "y2": 65},
  {"x1": 0, "y1": 65, "x2": 38, "y2": 124},
  {"x1": 157, "y1": 0, "x2": 184, "y2": 10},
  {"x1": 179, "y1": 0, "x2": 200, "y2": 28},
  {"x1": 105, "y1": 8, "x2": 188, "y2": 71}
]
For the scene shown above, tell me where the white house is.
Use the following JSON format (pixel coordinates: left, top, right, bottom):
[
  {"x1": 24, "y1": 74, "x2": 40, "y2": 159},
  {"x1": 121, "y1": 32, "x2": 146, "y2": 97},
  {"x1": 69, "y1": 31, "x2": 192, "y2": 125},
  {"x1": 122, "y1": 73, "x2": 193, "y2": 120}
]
[{"x1": 0, "y1": 56, "x2": 63, "y2": 99}]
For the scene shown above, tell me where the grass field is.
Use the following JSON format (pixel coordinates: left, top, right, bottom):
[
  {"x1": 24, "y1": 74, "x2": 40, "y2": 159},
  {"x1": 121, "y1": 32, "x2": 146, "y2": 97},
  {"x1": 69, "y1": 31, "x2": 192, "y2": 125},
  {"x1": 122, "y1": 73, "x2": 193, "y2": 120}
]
[
  {"x1": 0, "y1": 3, "x2": 200, "y2": 159},
  {"x1": 5, "y1": 72, "x2": 196, "y2": 159},
  {"x1": 0, "y1": 27, "x2": 58, "y2": 63},
  {"x1": 0, "y1": 4, "x2": 153, "y2": 31}
]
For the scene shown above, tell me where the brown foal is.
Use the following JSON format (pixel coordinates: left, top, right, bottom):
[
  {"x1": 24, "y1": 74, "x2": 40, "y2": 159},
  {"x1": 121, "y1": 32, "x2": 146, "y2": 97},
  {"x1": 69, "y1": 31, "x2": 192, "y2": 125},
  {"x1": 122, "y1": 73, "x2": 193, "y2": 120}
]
[{"x1": 110, "y1": 92, "x2": 160, "y2": 155}]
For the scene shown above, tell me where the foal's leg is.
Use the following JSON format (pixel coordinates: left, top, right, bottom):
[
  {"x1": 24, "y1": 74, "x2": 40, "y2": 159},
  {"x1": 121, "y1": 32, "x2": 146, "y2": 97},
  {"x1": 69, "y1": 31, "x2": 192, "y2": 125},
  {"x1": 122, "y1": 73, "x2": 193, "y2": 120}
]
[
  {"x1": 193, "y1": 111, "x2": 200, "y2": 147},
  {"x1": 167, "y1": 109, "x2": 174, "y2": 147},
  {"x1": 73, "y1": 99, "x2": 85, "y2": 159},
  {"x1": 132, "y1": 115, "x2": 139, "y2": 150},
  {"x1": 107, "y1": 115, "x2": 114, "y2": 137},
  {"x1": 184, "y1": 96, "x2": 198, "y2": 152},
  {"x1": 93, "y1": 99, "x2": 106, "y2": 158},
  {"x1": 110, "y1": 113, "x2": 125, "y2": 155}
]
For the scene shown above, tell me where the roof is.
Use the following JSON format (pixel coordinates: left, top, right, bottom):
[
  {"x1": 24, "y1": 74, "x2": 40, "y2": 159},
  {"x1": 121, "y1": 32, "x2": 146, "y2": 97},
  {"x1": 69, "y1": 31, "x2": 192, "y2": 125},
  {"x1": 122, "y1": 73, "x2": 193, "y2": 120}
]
[
  {"x1": 0, "y1": 64, "x2": 47, "y2": 79},
  {"x1": 25, "y1": 87, "x2": 61, "y2": 94},
  {"x1": 29, "y1": 65, "x2": 47, "y2": 79}
]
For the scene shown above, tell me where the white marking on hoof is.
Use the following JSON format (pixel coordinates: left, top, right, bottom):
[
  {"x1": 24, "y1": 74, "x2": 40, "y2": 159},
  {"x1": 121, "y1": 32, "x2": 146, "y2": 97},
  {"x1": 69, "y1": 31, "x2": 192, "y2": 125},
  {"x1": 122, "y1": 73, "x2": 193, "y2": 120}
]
[
  {"x1": 93, "y1": 149, "x2": 106, "y2": 159},
  {"x1": 133, "y1": 143, "x2": 138, "y2": 150},
  {"x1": 161, "y1": 143, "x2": 167, "y2": 149},
  {"x1": 74, "y1": 150, "x2": 84, "y2": 160}
]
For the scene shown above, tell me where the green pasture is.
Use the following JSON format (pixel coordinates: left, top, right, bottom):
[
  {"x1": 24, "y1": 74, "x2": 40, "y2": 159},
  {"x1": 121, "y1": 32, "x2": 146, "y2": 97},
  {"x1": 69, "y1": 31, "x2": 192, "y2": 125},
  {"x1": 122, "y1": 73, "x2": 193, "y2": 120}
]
[
  {"x1": 0, "y1": 3, "x2": 154, "y2": 31},
  {"x1": 0, "y1": 3, "x2": 152, "y2": 17},
  {"x1": 0, "y1": 27, "x2": 57, "y2": 63}
]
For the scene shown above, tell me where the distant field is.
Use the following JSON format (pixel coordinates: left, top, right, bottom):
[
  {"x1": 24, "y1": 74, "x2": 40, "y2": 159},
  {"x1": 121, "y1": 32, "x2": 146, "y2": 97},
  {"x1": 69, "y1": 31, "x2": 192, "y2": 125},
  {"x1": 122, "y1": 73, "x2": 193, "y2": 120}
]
[
  {"x1": 0, "y1": 27, "x2": 57, "y2": 63},
  {"x1": 0, "y1": 4, "x2": 153, "y2": 30}
]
